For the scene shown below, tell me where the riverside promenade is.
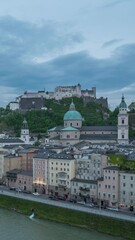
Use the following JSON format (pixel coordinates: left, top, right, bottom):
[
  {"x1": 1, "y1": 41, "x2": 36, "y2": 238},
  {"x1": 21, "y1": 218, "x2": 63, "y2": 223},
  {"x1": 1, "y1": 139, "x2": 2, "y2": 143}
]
[{"x1": 1, "y1": 190, "x2": 135, "y2": 223}]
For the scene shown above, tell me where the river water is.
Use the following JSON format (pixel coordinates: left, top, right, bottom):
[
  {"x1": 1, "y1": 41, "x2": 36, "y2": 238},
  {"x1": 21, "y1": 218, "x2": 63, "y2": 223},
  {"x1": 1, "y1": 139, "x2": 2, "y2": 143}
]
[{"x1": 0, "y1": 208, "x2": 124, "y2": 240}]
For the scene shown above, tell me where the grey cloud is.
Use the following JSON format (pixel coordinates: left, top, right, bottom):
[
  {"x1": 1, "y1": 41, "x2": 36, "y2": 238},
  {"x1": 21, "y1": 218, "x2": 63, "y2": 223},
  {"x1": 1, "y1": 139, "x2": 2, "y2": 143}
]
[
  {"x1": 0, "y1": 15, "x2": 135, "y2": 108},
  {"x1": 0, "y1": 16, "x2": 84, "y2": 61},
  {"x1": 102, "y1": 39, "x2": 122, "y2": 48},
  {"x1": 101, "y1": 0, "x2": 131, "y2": 8}
]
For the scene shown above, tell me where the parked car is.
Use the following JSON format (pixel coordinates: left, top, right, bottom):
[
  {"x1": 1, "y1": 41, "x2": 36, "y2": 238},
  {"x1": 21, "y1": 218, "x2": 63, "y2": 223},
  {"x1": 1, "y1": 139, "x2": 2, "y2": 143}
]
[
  {"x1": 16, "y1": 188, "x2": 22, "y2": 192},
  {"x1": 49, "y1": 195, "x2": 59, "y2": 201},
  {"x1": 57, "y1": 196, "x2": 66, "y2": 201},
  {"x1": 77, "y1": 201, "x2": 85, "y2": 205},
  {"x1": 32, "y1": 192, "x2": 40, "y2": 196},
  {"x1": 9, "y1": 187, "x2": 16, "y2": 191},
  {"x1": 22, "y1": 190, "x2": 31, "y2": 194}
]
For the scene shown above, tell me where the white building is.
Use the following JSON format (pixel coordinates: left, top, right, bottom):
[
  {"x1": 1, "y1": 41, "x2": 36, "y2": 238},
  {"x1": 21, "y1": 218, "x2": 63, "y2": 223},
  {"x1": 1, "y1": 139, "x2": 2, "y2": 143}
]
[
  {"x1": 75, "y1": 153, "x2": 108, "y2": 180},
  {"x1": 119, "y1": 171, "x2": 135, "y2": 209},
  {"x1": 20, "y1": 118, "x2": 30, "y2": 144},
  {"x1": 118, "y1": 96, "x2": 129, "y2": 145},
  {"x1": 70, "y1": 178, "x2": 98, "y2": 203}
]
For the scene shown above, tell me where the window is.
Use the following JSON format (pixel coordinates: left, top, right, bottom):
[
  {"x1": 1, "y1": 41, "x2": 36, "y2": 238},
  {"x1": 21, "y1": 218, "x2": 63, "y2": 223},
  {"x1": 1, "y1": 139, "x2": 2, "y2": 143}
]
[
  {"x1": 113, "y1": 185, "x2": 115, "y2": 189},
  {"x1": 131, "y1": 176, "x2": 133, "y2": 180},
  {"x1": 122, "y1": 119, "x2": 124, "y2": 124},
  {"x1": 113, "y1": 195, "x2": 115, "y2": 199},
  {"x1": 123, "y1": 175, "x2": 125, "y2": 179},
  {"x1": 123, "y1": 191, "x2": 125, "y2": 195},
  {"x1": 123, "y1": 183, "x2": 126, "y2": 187},
  {"x1": 131, "y1": 184, "x2": 133, "y2": 188},
  {"x1": 113, "y1": 177, "x2": 115, "y2": 180},
  {"x1": 122, "y1": 135, "x2": 124, "y2": 139}
]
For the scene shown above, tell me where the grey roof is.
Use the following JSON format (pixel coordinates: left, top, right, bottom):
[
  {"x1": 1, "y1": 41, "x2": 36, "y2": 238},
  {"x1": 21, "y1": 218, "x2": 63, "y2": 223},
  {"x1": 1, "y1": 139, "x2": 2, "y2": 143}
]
[
  {"x1": 51, "y1": 153, "x2": 74, "y2": 160},
  {"x1": 73, "y1": 141, "x2": 89, "y2": 148},
  {"x1": 80, "y1": 134, "x2": 117, "y2": 140},
  {"x1": 48, "y1": 126, "x2": 63, "y2": 132},
  {"x1": 71, "y1": 178, "x2": 97, "y2": 184},
  {"x1": 34, "y1": 152, "x2": 53, "y2": 159},
  {"x1": 6, "y1": 169, "x2": 21, "y2": 174},
  {"x1": 104, "y1": 166, "x2": 120, "y2": 170},
  {"x1": 127, "y1": 153, "x2": 135, "y2": 160},
  {"x1": 81, "y1": 126, "x2": 117, "y2": 131},
  {"x1": 18, "y1": 170, "x2": 33, "y2": 177},
  {"x1": 0, "y1": 138, "x2": 24, "y2": 143},
  {"x1": 6, "y1": 169, "x2": 33, "y2": 176}
]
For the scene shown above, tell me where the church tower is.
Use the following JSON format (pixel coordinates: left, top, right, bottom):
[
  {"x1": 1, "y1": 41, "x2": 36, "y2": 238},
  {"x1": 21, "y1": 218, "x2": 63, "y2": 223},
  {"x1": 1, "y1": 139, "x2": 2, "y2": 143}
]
[
  {"x1": 20, "y1": 118, "x2": 30, "y2": 144},
  {"x1": 118, "y1": 96, "x2": 129, "y2": 145}
]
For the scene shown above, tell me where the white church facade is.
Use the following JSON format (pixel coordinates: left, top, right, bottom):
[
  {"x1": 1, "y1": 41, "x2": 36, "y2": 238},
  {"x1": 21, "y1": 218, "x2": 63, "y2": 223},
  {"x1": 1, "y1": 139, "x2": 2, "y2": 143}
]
[{"x1": 48, "y1": 97, "x2": 129, "y2": 146}]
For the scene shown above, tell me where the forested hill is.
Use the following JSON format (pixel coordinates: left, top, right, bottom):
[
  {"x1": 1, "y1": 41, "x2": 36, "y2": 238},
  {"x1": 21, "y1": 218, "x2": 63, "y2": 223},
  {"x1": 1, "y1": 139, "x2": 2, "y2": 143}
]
[{"x1": 0, "y1": 97, "x2": 125, "y2": 136}]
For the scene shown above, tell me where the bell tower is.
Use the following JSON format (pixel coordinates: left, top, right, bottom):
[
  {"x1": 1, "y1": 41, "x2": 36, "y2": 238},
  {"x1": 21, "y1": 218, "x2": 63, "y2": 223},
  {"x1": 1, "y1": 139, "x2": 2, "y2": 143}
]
[
  {"x1": 118, "y1": 96, "x2": 129, "y2": 145},
  {"x1": 20, "y1": 118, "x2": 30, "y2": 144}
]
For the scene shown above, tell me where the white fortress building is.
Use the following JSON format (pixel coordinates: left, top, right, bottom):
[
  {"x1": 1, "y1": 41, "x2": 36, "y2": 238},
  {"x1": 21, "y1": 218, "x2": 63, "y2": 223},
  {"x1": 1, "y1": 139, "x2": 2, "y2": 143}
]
[{"x1": 9, "y1": 84, "x2": 97, "y2": 111}]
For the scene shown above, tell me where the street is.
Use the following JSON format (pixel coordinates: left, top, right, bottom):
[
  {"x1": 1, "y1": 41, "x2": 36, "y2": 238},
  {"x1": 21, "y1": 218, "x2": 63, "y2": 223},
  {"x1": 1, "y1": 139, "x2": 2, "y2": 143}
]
[{"x1": 0, "y1": 187, "x2": 135, "y2": 223}]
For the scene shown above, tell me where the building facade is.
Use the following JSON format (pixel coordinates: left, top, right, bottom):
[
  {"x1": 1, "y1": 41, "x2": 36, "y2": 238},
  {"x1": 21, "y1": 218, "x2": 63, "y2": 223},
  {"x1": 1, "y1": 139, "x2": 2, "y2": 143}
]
[
  {"x1": 48, "y1": 153, "x2": 75, "y2": 197},
  {"x1": 98, "y1": 166, "x2": 119, "y2": 208},
  {"x1": 119, "y1": 171, "x2": 135, "y2": 209},
  {"x1": 75, "y1": 154, "x2": 108, "y2": 180}
]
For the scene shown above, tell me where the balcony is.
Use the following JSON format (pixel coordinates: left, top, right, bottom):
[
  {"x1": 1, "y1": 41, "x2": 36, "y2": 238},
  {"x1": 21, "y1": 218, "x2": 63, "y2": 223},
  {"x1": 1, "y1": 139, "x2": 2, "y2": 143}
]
[
  {"x1": 79, "y1": 187, "x2": 89, "y2": 191},
  {"x1": 58, "y1": 180, "x2": 67, "y2": 187}
]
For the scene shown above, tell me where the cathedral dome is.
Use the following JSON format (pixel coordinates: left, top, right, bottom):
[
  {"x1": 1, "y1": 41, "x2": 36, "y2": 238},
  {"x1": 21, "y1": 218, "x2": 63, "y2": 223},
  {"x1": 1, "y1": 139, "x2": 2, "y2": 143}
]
[{"x1": 64, "y1": 101, "x2": 82, "y2": 121}]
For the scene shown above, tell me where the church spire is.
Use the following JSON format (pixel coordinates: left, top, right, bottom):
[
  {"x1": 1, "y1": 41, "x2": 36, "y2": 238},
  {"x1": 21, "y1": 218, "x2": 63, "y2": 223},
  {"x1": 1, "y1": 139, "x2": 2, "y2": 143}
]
[{"x1": 69, "y1": 100, "x2": 75, "y2": 111}]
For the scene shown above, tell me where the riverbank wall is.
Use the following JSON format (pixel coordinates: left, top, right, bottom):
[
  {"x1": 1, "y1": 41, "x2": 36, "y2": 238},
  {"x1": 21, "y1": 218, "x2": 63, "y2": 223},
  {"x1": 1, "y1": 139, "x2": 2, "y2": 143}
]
[{"x1": 0, "y1": 195, "x2": 134, "y2": 240}]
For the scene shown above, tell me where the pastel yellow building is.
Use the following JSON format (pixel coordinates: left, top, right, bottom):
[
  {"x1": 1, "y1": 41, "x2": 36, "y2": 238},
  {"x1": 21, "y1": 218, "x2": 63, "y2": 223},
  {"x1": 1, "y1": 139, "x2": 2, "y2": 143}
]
[{"x1": 48, "y1": 153, "x2": 75, "y2": 197}]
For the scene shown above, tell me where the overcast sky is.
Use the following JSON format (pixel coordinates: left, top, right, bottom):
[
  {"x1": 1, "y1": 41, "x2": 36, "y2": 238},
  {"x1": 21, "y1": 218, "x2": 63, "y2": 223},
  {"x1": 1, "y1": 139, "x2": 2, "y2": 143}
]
[{"x1": 0, "y1": 0, "x2": 135, "y2": 109}]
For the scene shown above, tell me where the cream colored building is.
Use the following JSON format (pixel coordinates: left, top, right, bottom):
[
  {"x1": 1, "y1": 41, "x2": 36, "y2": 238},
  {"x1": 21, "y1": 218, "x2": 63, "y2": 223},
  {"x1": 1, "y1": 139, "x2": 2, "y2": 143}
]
[
  {"x1": 3, "y1": 154, "x2": 23, "y2": 182},
  {"x1": 75, "y1": 153, "x2": 108, "y2": 180},
  {"x1": 48, "y1": 153, "x2": 75, "y2": 197},
  {"x1": 119, "y1": 171, "x2": 135, "y2": 209}
]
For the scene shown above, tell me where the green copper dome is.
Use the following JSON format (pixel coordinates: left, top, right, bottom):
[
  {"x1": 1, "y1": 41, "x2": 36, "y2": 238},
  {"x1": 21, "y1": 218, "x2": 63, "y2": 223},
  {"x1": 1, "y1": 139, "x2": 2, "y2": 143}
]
[
  {"x1": 64, "y1": 101, "x2": 82, "y2": 121},
  {"x1": 119, "y1": 96, "x2": 127, "y2": 109}
]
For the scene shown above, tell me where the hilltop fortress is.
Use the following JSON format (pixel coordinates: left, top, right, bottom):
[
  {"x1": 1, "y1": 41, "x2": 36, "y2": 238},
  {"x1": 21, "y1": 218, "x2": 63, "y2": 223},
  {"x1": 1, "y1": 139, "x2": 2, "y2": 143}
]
[{"x1": 9, "y1": 84, "x2": 108, "y2": 111}]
